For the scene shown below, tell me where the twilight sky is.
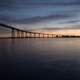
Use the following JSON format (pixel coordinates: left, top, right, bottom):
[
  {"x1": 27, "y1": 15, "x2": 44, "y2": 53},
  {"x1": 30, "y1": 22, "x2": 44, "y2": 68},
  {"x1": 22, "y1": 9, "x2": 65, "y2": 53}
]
[{"x1": 0, "y1": 0, "x2": 80, "y2": 34}]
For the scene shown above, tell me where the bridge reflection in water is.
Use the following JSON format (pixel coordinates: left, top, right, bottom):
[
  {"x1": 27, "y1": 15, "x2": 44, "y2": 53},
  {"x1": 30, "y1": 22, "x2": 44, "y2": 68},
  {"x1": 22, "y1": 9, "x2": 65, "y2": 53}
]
[{"x1": 0, "y1": 23, "x2": 61, "y2": 38}]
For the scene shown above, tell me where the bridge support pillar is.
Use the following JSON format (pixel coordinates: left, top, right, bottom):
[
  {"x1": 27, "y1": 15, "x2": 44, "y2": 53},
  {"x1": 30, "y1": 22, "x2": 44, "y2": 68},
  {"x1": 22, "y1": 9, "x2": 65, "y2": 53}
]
[
  {"x1": 11, "y1": 29, "x2": 15, "y2": 38},
  {"x1": 52, "y1": 34, "x2": 54, "y2": 38},
  {"x1": 43, "y1": 34, "x2": 45, "y2": 38},
  {"x1": 23, "y1": 32, "x2": 25, "y2": 38},
  {"x1": 17, "y1": 30, "x2": 20, "y2": 38},
  {"x1": 26, "y1": 32, "x2": 28, "y2": 38},
  {"x1": 21, "y1": 32, "x2": 24, "y2": 38},
  {"x1": 47, "y1": 34, "x2": 49, "y2": 38},
  {"x1": 29, "y1": 32, "x2": 31, "y2": 38},
  {"x1": 33, "y1": 33, "x2": 36, "y2": 38},
  {"x1": 38, "y1": 33, "x2": 40, "y2": 38}
]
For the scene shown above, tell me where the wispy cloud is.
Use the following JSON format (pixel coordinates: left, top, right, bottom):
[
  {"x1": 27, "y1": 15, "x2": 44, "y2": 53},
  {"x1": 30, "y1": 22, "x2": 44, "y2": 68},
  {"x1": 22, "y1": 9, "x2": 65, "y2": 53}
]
[
  {"x1": 0, "y1": 13, "x2": 74, "y2": 24},
  {"x1": 36, "y1": 25, "x2": 80, "y2": 31},
  {"x1": 0, "y1": 0, "x2": 80, "y2": 31},
  {"x1": 59, "y1": 20, "x2": 80, "y2": 24}
]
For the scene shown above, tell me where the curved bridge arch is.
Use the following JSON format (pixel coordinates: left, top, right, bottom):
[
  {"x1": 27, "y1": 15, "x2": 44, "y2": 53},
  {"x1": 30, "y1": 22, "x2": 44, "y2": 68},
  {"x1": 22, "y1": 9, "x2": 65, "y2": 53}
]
[{"x1": 0, "y1": 23, "x2": 57, "y2": 38}]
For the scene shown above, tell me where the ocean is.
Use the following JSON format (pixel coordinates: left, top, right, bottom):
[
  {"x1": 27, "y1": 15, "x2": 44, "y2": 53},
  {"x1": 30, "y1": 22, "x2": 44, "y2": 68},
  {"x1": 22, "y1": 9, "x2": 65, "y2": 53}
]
[{"x1": 0, "y1": 38, "x2": 80, "y2": 80}]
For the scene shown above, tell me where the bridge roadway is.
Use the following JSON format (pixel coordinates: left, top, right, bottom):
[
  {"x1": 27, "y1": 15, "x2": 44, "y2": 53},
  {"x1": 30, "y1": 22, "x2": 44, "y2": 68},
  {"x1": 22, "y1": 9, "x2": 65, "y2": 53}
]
[{"x1": 0, "y1": 23, "x2": 60, "y2": 38}]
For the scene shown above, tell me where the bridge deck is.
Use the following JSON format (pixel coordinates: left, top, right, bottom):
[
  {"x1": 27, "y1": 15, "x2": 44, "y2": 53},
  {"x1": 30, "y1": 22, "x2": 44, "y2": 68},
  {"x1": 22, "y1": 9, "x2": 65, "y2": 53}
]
[{"x1": 0, "y1": 23, "x2": 58, "y2": 38}]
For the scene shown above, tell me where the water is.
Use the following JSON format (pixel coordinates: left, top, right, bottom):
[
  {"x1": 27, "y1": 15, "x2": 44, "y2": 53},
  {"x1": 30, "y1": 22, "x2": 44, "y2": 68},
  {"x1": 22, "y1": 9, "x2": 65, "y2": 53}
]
[{"x1": 0, "y1": 38, "x2": 80, "y2": 80}]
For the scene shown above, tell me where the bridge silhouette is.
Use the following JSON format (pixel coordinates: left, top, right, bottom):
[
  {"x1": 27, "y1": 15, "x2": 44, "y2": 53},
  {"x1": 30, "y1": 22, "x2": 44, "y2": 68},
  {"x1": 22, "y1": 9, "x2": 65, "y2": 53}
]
[{"x1": 0, "y1": 23, "x2": 61, "y2": 38}]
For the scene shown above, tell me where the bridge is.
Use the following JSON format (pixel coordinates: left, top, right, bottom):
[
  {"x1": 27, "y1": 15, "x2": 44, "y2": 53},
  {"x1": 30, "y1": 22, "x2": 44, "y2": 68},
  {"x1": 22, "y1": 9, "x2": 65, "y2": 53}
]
[{"x1": 0, "y1": 23, "x2": 61, "y2": 38}]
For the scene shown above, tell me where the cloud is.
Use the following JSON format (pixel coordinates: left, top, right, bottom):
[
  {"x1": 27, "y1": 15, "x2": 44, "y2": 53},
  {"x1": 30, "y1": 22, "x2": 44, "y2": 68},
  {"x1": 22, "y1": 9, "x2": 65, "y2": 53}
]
[
  {"x1": 13, "y1": 0, "x2": 80, "y2": 6},
  {"x1": 0, "y1": 0, "x2": 80, "y2": 31},
  {"x1": 0, "y1": 0, "x2": 80, "y2": 11},
  {"x1": 59, "y1": 20, "x2": 80, "y2": 24},
  {"x1": 37, "y1": 25, "x2": 80, "y2": 31},
  {"x1": 24, "y1": 2, "x2": 80, "y2": 6},
  {"x1": 0, "y1": 13, "x2": 74, "y2": 24}
]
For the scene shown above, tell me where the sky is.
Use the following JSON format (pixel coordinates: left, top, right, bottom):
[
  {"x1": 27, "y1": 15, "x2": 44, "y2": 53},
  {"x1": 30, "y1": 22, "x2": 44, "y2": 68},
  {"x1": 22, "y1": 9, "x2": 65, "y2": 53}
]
[{"x1": 0, "y1": 0, "x2": 80, "y2": 35}]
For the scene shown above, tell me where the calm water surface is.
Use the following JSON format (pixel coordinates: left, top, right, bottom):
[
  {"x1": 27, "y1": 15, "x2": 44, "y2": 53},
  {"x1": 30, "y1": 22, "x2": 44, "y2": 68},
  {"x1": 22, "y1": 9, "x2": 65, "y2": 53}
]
[{"x1": 0, "y1": 38, "x2": 80, "y2": 80}]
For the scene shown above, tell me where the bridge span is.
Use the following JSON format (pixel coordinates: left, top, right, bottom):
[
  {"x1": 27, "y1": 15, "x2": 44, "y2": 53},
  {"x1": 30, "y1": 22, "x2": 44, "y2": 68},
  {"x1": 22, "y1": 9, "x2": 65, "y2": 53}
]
[{"x1": 0, "y1": 23, "x2": 60, "y2": 38}]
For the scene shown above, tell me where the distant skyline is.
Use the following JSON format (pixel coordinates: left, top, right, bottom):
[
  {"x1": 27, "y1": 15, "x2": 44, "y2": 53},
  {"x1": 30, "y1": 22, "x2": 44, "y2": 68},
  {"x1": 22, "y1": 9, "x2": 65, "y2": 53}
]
[{"x1": 0, "y1": 0, "x2": 80, "y2": 35}]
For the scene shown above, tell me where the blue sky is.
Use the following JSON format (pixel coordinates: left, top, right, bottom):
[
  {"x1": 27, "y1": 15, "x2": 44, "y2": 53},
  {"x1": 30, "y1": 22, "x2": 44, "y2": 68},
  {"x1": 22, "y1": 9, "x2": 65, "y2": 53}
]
[{"x1": 0, "y1": 0, "x2": 80, "y2": 31}]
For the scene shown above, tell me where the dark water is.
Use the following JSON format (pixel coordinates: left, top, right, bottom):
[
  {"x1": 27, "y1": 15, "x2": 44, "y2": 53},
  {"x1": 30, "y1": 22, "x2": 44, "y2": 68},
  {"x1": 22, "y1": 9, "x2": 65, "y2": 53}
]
[{"x1": 0, "y1": 38, "x2": 80, "y2": 80}]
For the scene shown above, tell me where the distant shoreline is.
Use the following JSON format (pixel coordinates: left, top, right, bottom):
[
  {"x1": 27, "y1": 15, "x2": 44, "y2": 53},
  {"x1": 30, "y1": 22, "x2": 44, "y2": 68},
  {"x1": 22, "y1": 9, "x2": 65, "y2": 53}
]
[{"x1": 0, "y1": 36, "x2": 80, "y2": 39}]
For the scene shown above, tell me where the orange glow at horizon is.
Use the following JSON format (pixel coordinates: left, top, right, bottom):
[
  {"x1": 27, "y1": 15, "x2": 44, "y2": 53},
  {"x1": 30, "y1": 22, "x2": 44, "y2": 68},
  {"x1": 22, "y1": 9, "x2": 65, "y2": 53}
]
[
  {"x1": 1, "y1": 29, "x2": 80, "y2": 37},
  {"x1": 32, "y1": 29, "x2": 80, "y2": 36}
]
